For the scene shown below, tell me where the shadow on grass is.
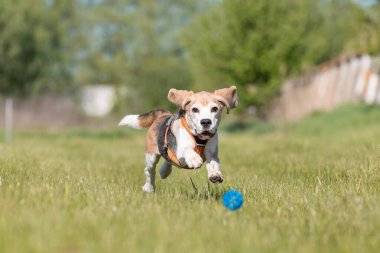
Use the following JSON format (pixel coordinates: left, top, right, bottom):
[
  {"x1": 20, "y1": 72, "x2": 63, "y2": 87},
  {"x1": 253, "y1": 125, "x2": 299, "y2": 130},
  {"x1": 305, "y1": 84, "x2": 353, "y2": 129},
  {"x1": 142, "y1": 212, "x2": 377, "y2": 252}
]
[{"x1": 180, "y1": 178, "x2": 227, "y2": 200}]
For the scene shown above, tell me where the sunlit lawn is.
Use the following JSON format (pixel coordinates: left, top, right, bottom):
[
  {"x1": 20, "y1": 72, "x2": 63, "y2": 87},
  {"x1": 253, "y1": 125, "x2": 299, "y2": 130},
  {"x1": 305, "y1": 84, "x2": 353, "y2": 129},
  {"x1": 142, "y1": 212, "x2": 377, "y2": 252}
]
[{"x1": 0, "y1": 103, "x2": 380, "y2": 253}]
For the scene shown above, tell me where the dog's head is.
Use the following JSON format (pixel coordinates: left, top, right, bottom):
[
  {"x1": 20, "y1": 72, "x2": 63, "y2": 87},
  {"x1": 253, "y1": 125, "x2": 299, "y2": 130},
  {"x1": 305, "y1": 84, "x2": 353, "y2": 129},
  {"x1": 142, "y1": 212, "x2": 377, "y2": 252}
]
[{"x1": 168, "y1": 86, "x2": 238, "y2": 139}]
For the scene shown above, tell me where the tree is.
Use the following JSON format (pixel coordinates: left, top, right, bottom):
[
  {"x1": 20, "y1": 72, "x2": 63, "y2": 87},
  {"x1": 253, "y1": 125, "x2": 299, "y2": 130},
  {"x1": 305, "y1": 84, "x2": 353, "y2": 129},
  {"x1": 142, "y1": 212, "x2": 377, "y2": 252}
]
[
  {"x1": 183, "y1": 0, "x2": 374, "y2": 112},
  {"x1": 0, "y1": 0, "x2": 71, "y2": 96},
  {"x1": 362, "y1": 0, "x2": 380, "y2": 53}
]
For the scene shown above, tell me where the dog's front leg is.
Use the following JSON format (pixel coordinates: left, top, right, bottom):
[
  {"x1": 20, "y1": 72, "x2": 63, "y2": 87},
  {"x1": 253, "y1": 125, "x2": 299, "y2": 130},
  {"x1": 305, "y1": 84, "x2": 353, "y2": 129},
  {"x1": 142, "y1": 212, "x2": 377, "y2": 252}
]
[
  {"x1": 183, "y1": 148, "x2": 203, "y2": 169},
  {"x1": 177, "y1": 128, "x2": 203, "y2": 169},
  {"x1": 205, "y1": 134, "x2": 223, "y2": 183}
]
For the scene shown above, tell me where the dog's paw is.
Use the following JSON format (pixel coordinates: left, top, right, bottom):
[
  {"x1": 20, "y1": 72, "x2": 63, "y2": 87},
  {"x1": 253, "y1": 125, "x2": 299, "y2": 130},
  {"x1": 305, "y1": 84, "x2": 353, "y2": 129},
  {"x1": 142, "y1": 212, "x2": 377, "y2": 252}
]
[
  {"x1": 208, "y1": 171, "x2": 224, "y2": 184},
  {"x1": 142, "y1": 183, "x2": 155, "y2": 193},
  {"x1": 207, "y1": 162, "x2": 223, "y2": 184},
  {"x1": 185, "y1": 153, "x2": 203, "y2": 169}
]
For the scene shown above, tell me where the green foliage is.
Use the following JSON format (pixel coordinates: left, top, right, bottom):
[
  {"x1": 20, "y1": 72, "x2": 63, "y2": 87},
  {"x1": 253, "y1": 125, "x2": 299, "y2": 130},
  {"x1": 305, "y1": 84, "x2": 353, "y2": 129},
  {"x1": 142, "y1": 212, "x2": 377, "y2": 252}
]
[
  {"x1": 126, "y1": 57, "x2": 194, "y2": 112},
  {"x1": 0, "y1": 0, "x2": 203, "y2": 106},
  {"x1": 0, "y1": 0, "x2": 72, "y2": 96},
  {"x1": 364, "y1": 0, "x2": 380, "y2": 53},
  {"x1": 184, "y1": 0, "x2": 377, "y2": 110}
]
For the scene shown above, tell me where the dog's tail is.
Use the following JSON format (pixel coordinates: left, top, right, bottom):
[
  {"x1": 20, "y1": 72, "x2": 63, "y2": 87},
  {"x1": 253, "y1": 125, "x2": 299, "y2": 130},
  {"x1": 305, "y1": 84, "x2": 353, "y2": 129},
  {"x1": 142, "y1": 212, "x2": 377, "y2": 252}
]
[{"x1": 118, "y1": 109, "x2": 170, "y2": 129}]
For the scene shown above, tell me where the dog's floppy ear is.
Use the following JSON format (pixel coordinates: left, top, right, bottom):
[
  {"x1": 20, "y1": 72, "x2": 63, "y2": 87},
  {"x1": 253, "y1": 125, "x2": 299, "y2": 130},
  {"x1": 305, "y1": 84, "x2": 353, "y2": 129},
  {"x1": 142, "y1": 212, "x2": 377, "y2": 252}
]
[
  {"x1": 214, "y1": 86, "x2": 238, "y2": 114},
  {"x1": 168, "y1": 89, "x2": 194, "y2": 110}
]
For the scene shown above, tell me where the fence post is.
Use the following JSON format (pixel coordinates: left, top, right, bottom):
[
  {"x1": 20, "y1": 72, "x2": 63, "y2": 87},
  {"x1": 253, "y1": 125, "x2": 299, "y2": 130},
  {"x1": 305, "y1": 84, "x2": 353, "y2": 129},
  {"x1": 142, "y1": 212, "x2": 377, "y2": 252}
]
[{"x1": 5, "y1": 98, "x2": 13, "y2": 143}]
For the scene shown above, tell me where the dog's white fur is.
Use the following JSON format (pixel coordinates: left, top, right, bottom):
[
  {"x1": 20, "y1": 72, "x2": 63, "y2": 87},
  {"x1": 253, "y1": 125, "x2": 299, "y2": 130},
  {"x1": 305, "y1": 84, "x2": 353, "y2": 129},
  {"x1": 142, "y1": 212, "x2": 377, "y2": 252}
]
[
  {"x1": 142, "y1": 153, "x2": 159, "y2": 193},
  {"x1": 119, "y1": 87, "x2": 237, "y2": 193},
  {"x1": 118, "y1": 114, "x2": 142, "y2": 129}
]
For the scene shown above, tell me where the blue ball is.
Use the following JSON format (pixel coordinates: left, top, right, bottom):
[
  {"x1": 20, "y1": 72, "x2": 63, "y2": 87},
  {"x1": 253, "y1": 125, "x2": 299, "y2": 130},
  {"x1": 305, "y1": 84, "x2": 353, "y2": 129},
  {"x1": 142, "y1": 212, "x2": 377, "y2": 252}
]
[{"x1": 222, "y1": 190, "x2": 244, "y2": 210}]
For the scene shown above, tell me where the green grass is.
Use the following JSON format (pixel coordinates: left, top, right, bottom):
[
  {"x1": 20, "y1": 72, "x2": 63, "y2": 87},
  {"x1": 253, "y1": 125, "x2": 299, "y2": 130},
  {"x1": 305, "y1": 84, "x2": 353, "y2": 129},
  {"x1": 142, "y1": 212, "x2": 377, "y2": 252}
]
[{"x1": 1, "y1": 103, "x2": 380, "y2": 253}]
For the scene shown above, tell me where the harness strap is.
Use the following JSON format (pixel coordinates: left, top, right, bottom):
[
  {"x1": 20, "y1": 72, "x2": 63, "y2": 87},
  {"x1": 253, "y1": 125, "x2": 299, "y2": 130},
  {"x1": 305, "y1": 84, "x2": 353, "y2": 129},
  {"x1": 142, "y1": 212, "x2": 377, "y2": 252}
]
[
  {"x1": 164, "y1": 120, "x2": 182, "y2": 167},
  {"x1": 164, "y1": 115, "x2": 209, "y2": 169}
]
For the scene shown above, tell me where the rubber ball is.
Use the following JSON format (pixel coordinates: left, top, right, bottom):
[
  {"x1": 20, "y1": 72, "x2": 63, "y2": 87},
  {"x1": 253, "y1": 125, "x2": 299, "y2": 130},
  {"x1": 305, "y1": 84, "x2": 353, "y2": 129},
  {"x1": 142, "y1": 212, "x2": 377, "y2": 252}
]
[{"x1": 222, "y1": 190, "x2": 244, "y2": 211}]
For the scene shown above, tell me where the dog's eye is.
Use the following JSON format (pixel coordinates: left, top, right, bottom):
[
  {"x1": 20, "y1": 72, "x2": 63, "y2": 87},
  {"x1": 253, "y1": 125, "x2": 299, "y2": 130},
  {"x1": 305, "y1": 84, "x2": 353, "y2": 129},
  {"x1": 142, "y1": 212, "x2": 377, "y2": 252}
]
[
  {"x1": 211, "y1": 106, "x2": 218, "y2": 113},
  {"x1": 192, "y1": 107, "x2": 199, "y2": 113}
]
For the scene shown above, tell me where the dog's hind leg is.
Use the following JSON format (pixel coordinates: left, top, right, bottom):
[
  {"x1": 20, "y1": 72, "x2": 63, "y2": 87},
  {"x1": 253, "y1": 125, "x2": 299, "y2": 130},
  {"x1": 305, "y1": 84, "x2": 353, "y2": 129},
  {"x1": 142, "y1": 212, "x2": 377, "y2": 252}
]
[
  {"x1": 142, "y1": 153, "x2": 160, "y2": 193},
  {"x1": 159, "y1": 161, "x2": 172, "y2": 179}
]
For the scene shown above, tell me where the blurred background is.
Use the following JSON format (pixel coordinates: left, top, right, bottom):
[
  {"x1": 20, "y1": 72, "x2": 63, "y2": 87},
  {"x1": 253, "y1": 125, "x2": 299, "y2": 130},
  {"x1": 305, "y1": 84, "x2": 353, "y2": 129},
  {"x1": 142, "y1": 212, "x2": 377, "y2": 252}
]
[{"x1": 1, "y1": 0, "x2": 380, "y2": 131}]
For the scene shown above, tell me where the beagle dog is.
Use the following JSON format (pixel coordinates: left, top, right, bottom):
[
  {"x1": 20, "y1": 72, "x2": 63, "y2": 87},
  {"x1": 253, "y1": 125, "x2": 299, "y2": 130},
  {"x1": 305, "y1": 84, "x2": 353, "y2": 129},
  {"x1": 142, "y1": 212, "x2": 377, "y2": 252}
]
[{"x1": 119, "y1": 86, "x2": 238, "y2": 193}]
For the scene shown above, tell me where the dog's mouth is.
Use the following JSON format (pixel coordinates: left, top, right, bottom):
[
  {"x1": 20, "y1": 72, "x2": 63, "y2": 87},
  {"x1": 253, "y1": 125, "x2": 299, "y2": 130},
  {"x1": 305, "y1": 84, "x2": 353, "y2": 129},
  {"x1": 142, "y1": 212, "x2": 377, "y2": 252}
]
[
  {"x1": 196, "y1": 130, "x2": 215, "y2": 139},
  {"x1": 201, "y1": 131, "x2": 212, "y2": 136}
]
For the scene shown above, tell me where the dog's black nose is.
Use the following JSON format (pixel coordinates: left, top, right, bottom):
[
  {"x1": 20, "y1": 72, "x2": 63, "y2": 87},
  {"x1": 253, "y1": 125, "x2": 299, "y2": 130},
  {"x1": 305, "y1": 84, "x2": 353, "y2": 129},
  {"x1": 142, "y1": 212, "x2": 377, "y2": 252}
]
[{"x1": 200, "y1": 119, "x2": 212, "y2": 128}]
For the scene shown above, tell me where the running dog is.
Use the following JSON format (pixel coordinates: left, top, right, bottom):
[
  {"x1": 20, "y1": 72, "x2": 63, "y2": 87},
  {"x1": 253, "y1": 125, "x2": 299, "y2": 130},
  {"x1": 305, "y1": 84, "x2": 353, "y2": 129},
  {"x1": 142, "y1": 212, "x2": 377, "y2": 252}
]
[{"x1": 119, "y1": 86, "x2": 238, "y2": 193}]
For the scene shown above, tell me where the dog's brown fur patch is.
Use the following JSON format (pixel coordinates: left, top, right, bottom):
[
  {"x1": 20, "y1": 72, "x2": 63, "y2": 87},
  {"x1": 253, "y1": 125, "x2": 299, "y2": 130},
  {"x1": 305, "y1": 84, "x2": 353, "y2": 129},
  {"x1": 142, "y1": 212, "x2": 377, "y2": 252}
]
[
  {"x1": 168, "y1": 89, "x2": 194, "y2": 109},
  {"x1": 138, "y1": 109, "x2": 169, "y2": 128},
  {"x1": 214, "y1": 86, "x2": 238, "y2": 108},
  {"x1": 145, "y1": 113, "x2": 171, "y2": 154}
]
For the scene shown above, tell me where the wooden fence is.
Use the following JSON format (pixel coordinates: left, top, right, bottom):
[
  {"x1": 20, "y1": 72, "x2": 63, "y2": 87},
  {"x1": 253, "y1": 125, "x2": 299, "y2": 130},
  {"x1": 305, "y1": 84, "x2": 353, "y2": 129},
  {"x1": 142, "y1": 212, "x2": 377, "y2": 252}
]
[{"x1": 269, "y1": 54, "x2": 380, "y2": 122}]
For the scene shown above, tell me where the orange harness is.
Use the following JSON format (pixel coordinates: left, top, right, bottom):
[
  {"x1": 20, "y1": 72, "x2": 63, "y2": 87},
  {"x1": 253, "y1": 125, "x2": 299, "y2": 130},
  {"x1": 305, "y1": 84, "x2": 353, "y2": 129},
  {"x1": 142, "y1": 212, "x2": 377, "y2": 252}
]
[{"x1": 164, "y1": 116, "x2": 208, "y2": 169}]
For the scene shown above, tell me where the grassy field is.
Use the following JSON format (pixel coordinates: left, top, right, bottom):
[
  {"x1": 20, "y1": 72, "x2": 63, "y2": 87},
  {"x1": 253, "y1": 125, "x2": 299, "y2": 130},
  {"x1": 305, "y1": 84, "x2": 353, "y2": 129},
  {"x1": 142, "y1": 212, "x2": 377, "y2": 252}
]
[{"x1": 1, "y1": 103, "x2": 380, "y2": 253}]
